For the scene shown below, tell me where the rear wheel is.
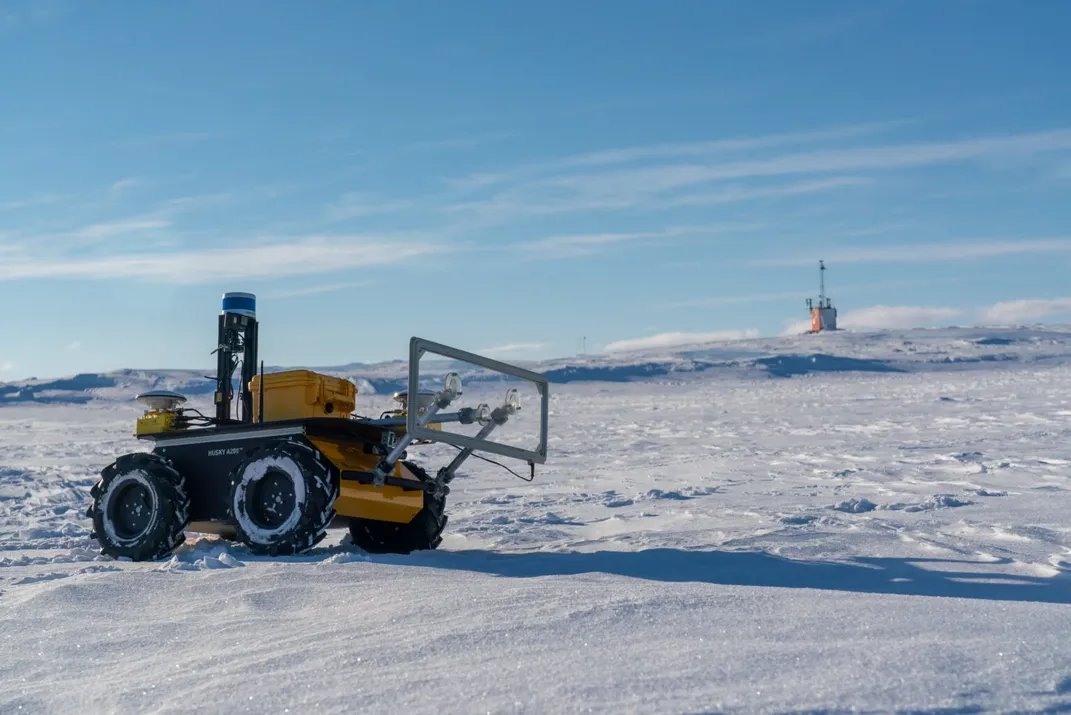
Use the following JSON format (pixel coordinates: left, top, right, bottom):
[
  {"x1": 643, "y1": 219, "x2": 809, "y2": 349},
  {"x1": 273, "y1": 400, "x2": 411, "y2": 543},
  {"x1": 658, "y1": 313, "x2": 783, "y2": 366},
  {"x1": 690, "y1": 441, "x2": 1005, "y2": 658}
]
[
  {"x1": 89, "y1": 452, "x2": 189, "y2": 561},
  {"x1": 347, "y1": 462, "x2": 447, "y2": 554},
  {"x1": 229, "y1": 440, "x2": 338, "y2": 556}
]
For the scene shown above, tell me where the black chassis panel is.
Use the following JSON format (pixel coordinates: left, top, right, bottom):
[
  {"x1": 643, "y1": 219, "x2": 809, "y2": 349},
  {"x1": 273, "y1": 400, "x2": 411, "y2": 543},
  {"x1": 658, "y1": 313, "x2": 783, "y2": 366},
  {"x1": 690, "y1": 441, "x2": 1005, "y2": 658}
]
[{"x1": 143, "y1": 418, "x2": 390, "y2": 523}]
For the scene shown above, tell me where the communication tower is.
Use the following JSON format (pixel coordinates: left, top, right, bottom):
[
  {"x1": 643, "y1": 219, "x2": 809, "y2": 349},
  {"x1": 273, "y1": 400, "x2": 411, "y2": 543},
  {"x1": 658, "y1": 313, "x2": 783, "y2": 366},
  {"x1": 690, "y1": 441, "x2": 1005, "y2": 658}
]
[{"x1": 805, "y1": 260, "x2": 838, "y2": 333}]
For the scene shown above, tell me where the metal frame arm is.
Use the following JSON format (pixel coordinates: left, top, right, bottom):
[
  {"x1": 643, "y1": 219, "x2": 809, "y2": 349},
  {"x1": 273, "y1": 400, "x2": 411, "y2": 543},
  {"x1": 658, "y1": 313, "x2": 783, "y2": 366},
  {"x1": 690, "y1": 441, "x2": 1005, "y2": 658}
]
[{"x1": 406, "y1": 337, "x2": 549, "y2": 465}]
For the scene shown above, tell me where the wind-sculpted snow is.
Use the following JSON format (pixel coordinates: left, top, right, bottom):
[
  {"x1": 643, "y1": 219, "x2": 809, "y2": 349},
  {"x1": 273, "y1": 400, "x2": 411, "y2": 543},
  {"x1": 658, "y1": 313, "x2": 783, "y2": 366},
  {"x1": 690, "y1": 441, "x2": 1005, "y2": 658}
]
[
  {"x1": 3, "y1": 351, "x2": 1071, "y2": 711},
  {"x1": 754, "y1": 353, "x2": 904, "y2": 377}
]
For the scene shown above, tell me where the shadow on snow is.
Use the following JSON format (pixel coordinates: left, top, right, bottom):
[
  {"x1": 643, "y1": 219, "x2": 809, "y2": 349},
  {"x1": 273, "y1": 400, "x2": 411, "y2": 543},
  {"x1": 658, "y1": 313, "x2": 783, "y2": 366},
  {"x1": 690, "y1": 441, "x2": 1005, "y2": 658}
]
[{"x1": 386, "y1": 547, "x2": 1071, "y2": 605}]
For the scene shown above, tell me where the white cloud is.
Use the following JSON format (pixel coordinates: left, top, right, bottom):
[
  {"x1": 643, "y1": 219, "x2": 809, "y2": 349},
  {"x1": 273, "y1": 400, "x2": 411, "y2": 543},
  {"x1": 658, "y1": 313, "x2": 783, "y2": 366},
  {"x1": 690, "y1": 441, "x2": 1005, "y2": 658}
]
[
  {"x1": 840, "y1": 305, "x2": 965, "y2": 330},
  {"x1": 404, "y1": 131, "x2": 514, "y2": 152},
  {"x1": 550, "y1": 128, "x2": 1071, "y2": 197},
  {"x1": 442, "y1": 172, "x2": 511, "y2": 191},
  {"x1": 0, "y1": 194, "x2": 66, "y2": 211},
  {"x1": 66, "y1": 341, "x2": 82, "y2": 351},
  {"x1": 980, "y1": 298, "x2": 1071, "y2": 324},
  {"x1": 0, "y1": 235, "x2": 442, "y2": 284},
  {"x1": 781, "y1": 319, "x2": 814, "y2": 336},
  {"x1": 110, "y1": 177, "x2": 143, "y2": 194},
  {"x1": 479, "y1": 342, "x2": 548, "y2": 355},
  {"x1": 658, "y1": 177, "x2": 869, "y2": 208},
  {"x1": 549, "y1": 121, "x2": 904, "y2": 170},
  {"x1": 520, "y1": 224, "x2": 754, "y2": 257},
  {"x1": 522, "y1": 229, "x2": 674, "y2": 253},
  {"x1": 444, "y1": 126, "x2": 1071, "y2": 228},
  {"x1": 72, "y1": 218, "x2": 170, "y2": 240},
  {"x1": 158, "y1": 193, "x2": 233, "y2": 211},
  {"x1": 264, "y1": 281, "x2": 372, "y2": 299},
  {"x1": 605, "y1": 329, "x2": 759, "y2": 353},
  {"x1": 782, "y1": 298, "x2": 1071, "y2": 335},
  {"x1": 457, "y1": 121, "x2": 903, "y2": 191},
  {"x1": 0, "y1": 362, "x2": 13, "y2": 372}
]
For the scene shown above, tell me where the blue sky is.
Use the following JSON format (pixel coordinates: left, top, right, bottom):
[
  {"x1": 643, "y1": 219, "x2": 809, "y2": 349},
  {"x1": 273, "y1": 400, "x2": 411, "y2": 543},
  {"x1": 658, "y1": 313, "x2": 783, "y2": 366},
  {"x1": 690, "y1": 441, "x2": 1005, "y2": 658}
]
[{"x1": 2, "y1": 0, "x2": 1071, "y2": 380}]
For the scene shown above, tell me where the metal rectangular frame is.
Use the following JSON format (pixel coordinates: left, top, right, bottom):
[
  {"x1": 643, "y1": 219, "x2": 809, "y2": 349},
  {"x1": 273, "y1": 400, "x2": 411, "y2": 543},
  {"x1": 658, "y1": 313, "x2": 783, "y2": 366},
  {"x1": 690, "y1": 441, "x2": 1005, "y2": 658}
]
[{"x1": 406, "y1": 337, "x2": 549, "y2": 464}]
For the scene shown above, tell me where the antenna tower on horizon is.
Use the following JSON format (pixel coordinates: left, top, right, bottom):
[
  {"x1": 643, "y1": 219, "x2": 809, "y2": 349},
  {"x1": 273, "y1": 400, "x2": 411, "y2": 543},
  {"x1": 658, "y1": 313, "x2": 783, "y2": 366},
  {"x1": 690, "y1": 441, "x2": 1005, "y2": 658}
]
[{"x1": 805, "y1": 260, "x2": 839, "y2": 333}]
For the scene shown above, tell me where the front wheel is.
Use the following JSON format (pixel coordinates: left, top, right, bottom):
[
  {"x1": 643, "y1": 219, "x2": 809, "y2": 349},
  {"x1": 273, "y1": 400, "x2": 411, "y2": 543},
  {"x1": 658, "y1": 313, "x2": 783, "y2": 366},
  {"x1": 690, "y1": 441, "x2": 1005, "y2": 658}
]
[
  {"x1": 229, "y1": 440, "x2": 338, "y2": 556},
  {"x1": 89, "y1": 452, "x2": 190, "y2": 561}
]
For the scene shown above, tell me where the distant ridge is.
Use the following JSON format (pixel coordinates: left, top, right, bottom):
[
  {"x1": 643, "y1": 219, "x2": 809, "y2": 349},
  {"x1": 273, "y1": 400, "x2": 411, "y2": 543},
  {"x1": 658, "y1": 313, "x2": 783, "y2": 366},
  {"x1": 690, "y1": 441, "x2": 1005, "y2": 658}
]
[{"x1": 4, "y1": 326, "x2": 1071, "y2": 405}]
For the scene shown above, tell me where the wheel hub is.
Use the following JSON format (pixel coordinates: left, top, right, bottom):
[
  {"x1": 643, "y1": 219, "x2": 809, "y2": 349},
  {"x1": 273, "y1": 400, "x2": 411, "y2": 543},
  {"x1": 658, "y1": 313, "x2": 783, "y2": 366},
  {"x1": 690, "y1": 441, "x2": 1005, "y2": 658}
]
[
  {"x1": 248, "y1": 468, "x2": 297, "y2": 530},
  {"x1": 109, "y1": 482, "x2": 154, "y2": 539}
]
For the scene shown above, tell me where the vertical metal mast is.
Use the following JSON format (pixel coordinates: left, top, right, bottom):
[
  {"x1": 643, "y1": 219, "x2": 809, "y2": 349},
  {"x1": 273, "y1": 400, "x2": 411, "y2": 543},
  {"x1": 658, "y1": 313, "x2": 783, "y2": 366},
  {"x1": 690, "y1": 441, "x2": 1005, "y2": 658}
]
[
  {"x1": 215, "y1": 292, "x2": 258, "y2": 424},
  {"x1": 819, "y1": 260, "x2": 826, "y2": 306}
]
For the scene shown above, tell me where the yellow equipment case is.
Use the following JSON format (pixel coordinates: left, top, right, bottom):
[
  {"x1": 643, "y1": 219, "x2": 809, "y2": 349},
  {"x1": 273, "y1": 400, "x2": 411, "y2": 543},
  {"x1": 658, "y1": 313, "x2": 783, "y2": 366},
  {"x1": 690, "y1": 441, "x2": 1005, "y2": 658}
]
[{"x1": 249, "y1": 369, "x2": 356, "y2": 422}]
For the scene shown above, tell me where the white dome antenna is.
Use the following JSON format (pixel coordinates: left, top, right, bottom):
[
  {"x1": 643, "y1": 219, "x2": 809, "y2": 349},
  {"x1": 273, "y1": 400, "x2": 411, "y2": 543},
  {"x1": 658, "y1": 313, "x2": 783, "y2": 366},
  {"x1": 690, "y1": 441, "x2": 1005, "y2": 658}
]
[{"x1": 134, "y1": 390, "x2": 188, "y2": 411}]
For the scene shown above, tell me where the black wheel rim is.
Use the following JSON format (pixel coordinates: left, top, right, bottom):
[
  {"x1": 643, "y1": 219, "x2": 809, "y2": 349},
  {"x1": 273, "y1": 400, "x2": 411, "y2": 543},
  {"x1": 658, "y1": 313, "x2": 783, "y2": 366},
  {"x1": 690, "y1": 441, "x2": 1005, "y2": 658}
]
[
  {"x1": 248, "y1": 468, "x2": 296, "y2": 530},
  {"x1": 109, "y1": 481, "x2": 154, "y2": 539}
]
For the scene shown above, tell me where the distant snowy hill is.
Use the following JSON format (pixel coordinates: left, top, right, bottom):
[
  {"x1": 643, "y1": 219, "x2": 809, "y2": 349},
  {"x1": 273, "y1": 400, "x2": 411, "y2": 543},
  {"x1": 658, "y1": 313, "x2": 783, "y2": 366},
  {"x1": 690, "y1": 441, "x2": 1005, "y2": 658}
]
[{"x1": 4, "y1": 325, "x2": 1071, "y2": 405}]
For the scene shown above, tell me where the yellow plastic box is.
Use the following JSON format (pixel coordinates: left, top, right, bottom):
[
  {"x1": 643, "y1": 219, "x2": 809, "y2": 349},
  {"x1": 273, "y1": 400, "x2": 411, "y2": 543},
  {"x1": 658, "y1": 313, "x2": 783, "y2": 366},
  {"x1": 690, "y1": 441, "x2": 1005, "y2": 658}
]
[{"x1": 249, "y1": 369, "x2": 356, "y2": 423}]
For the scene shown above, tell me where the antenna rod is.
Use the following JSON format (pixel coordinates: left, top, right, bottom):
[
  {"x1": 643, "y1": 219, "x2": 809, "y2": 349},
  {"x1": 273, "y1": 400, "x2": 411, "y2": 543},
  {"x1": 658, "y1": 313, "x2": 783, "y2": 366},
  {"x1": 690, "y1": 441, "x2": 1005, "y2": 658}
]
[
  {"x1": 819, "y1": 260, "x2": 826, "y2": 304},
  {"x1": 258, "y1": 360, "x2": 265, "y2": 423}
]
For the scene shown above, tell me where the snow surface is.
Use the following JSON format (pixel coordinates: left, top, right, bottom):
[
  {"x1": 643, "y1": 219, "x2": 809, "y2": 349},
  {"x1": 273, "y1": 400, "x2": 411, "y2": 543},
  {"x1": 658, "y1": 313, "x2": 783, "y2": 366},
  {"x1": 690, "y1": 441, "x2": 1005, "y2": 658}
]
[{"x1": 2, "y1": 327, "x2": 1071, "y2": 713}]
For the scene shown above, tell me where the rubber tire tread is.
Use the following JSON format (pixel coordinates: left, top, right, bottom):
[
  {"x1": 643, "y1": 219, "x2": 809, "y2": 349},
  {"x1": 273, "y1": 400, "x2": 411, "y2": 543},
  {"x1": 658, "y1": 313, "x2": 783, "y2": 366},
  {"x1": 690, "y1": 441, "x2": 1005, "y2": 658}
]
[
  {"x1": 89, "y1": 452, "x2": 190, "y2": 561},
  {"x1": 347, "y1": 461, "x2": 447, "y2": 554},
  {"x1": 230, "y1": 440, "x2": 338, "y2": 557}
]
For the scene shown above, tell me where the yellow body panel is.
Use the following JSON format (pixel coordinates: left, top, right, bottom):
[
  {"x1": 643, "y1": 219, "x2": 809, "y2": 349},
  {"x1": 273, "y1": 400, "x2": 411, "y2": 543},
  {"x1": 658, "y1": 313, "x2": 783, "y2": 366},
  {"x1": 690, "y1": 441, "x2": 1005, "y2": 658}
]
[
  {"x1": 135, "y1": 410, "x2": 183, "y2": 436},
  {"x1": 307, "y1": 436, "x2": 424, "y2": 524},
  {"x1": 249, "y1": 370, "x2": 356, "y2": 423}
]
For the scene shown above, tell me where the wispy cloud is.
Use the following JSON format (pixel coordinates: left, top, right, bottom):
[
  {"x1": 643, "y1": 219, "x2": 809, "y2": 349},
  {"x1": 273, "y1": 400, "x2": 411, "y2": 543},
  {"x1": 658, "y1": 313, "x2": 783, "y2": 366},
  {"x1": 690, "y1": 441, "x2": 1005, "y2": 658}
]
[
  {"x1": 479, "y1": 342, "x2": 548, "y2": 355},
  {"x1": 519, "y1": 225, "x2": 744, "y2": 258},
  {"x1": 264, "y1": 281, "x2": 373, "y2": 299},
  {"x1": 0, "y1": 193, "x2": 66, "y2": 211},
  {"x1": 447, "y1": 175, "x2": 861, "y2": 225},
  {"x1": 450, "y1": 121, "x2": 904, "y2": 193},
  {"x1": 71, "y1": 217, "x2": 171, "y2": 240},
  {"x1": 754, "y1": 237, "x2": 1071, "y2": 267},
  {"x1": 439, "y1": 124, "x2": 1071, "y2": 228},
  {"x1": 657, "y1": 176, "x2": 870, "y2": 209},
  {"x1": 442, "y1": 172, "x2": 511, "y2": 191},
  {"x1": 0, "y1": 235, "x2": 442, "y2": 284},
  {"x1": 157, "y1": 193, "x2": 233, "y2": 211},
  {"x1": 840, "y1": 305, "x2": 965, "y2": 330},
  {"x1": 605, "y1": 329, "x2": 759, "y2": 353},
  {"x1": 110, "y1": 177, "x2": 143, "y2": 194},
  {"x1": 404, "y1": 131, "x2": 515, "y2": 152},
  {"x1": 0, "y1": 362, "x2": 13, "y2": 373},
  {"x1": 548, "y1": 121, "x2": 906, "y2": 171},
  {"x1": 980, "y1": 298, "x2": 1071, "y2": 324},
  {"x1": 548, "y1": 129, "x2": 1071, "y2": 198}
]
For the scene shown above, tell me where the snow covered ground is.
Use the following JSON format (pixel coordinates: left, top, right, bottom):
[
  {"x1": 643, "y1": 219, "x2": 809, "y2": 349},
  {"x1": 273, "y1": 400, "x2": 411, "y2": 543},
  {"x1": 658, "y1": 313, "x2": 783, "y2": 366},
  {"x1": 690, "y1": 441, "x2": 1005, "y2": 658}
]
[{"x1": 3, "y1": 329, "x2": 1071, "y2": 713}]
